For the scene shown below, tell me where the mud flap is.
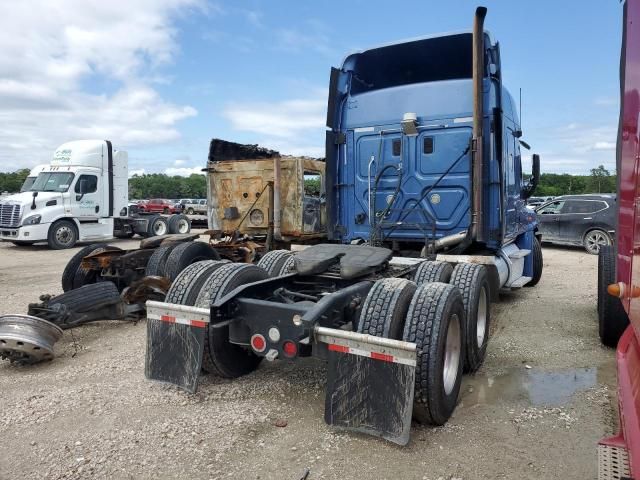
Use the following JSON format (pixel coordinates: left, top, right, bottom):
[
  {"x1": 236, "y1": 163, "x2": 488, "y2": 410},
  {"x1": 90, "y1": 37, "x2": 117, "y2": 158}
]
[
  {"x1": 145, "y1": 300, "x2": 210, "y2": 393},
  {"x1": 315, "y1": 327, "x2": 417, "y2": 445}
]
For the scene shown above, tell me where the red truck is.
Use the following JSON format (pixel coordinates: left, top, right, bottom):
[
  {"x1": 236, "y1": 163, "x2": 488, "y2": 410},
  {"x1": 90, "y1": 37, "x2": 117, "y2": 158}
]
[
  {"x1": 598, "y1": 1, "x2": 640, "y2": 478},
  {"x1": 138, "y1": 199, "x2": 181, "y2": 214}
]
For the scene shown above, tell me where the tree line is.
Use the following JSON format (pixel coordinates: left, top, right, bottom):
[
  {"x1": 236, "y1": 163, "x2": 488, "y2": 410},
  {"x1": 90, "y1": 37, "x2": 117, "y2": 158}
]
[{"x1": 0, "y1": 165, "x2": 616, "y2": 199}]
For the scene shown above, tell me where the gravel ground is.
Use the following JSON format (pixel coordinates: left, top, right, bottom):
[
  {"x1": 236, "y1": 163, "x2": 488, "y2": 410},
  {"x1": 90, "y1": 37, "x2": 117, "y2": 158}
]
[{"x1": 0, "y1": 237, "x2": 617, "y2": 479}]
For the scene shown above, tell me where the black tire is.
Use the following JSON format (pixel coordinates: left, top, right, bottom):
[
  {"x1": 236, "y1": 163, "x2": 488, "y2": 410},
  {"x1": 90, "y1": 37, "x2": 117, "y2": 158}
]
[
  {"x1": 168, "y1": 214, "x2": 191, "y2": 234},
  {"x1": 164, "y1": 241, "x2": 220, "y2": 281},
  {"x1": 163, "y1": 207, "x2": 170, "y2": 214},
  {"x1": 48, "y1": 281, "x2": 120, "y2": 312},
  {"x1": 145, "y1": 244, "x2": 178, "y2": 277},
  {"x1": 146, "y1": 215, "x2": 169, "y2": 237},
  {"x1": 73, "y1": 245, "x2": 122, "y2": 290},
  {"x1": 525, "y1": 236, "x2": 543, "y2": 287},
  {"x1": 357, "y1": 278, "x2": 417, "y2": 340},
  {"x1": 450, "y1": 263, "x2": 490, "y2": 373},
  {"x1": 278, "y1": 255, "x2": 296, "y2": 276},
  {"x1": 165, "y1": 260, "x2": 228, "y2": 305},
  {"x1": 114, "y1": 231, "x2": 135, "y2": 239},
  {"x1": 403, "y1": 282, "x2": 464, "y2": 425},
  {"x1": 598, "y1": 246, "x2": 629, "y2": 347},
  {"x1": 195, "y1": 263, "x2": 269, "y2": 378},
  {"x1": 11, "y1": 241, "x2": 34, "y2": 246},
  {"x1": 61, "y1": 243, "x2": 108, "y2": 292},
  {"x1": 257, "y1": 250, "x2": 293, "y2": 277},
  {"x1": 186, "y1": 207, "x2": 194, "y2": 215},
  {"x1": 413, "y1": 261, "x2": 453, "y2": 285},
  {"x1": 584, "y1": 229, "x2": 612, "y2": 255},
  {"x1": 47, "y1": 219, "x2": 78, "y2": 249}
]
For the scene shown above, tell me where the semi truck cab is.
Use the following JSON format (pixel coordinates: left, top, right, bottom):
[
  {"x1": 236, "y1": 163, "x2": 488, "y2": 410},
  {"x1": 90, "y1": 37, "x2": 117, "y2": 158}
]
[
  {"x1": 325, "y1": 25, "x2": 540, "y2": 256},
  {"x1": 0, "y1": 140, "x2": 134, "y2": 248}
]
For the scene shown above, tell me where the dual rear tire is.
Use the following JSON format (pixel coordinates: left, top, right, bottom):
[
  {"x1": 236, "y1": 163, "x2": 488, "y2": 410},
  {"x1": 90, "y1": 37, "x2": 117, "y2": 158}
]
[
  {"x1": 163, "y1": 261, "x2": 268, "y2": 378},
  {"x1": 358, "y1": 277, "x2": 465, "y2": 426}
]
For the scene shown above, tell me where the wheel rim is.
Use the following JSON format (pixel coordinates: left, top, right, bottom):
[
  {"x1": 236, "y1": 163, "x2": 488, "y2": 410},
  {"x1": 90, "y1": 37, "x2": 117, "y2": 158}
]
[
  {"x1": 586, "y1": 231, "x2": 609, "y2": 254},
  {"x1": 178, "y1": 219, "x2": 189, "y2": 233},
  {"x1": 443, "y1": 313, "x2": 461, "y2": 396},
  {"x1": 55, "y1": 225, "x2": 74, "y2": 246},
  {"x1": 153, "y1": 221, "x2": 167, "y2": 235},
  {"x1": 476, "y1": 286, "x2": 487, "y2": 348}
]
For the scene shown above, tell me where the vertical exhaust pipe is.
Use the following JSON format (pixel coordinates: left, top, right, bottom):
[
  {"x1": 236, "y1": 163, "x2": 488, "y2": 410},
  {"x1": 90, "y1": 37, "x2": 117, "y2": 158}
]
[
  {"x1": 273, "y1": 157, "x2": 282, "y2": 240},
  {"x1": 472, "y1": 6, "x2": 487, "y2": 242}
]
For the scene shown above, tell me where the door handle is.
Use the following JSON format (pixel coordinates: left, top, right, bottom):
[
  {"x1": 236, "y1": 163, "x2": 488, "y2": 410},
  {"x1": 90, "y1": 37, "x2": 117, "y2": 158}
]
[{"x1": 95, "y1": 205, "x2": 100, "y2": 213}]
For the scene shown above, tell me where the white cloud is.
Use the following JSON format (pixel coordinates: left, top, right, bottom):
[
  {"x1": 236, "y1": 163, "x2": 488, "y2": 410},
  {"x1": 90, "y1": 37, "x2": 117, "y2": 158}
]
[
  {"x1": 592, "y1": 141, "x2": 616, "y2": 151},
  {"x1": 164, "y1": 166, "x2": 204, "y2": 176},
  {"x1": 224, "y1": 89, "x2": 326, "y2": 137},
  {"x1": 0, "y1": 0, "x2": 201, "y2": 171},
  {"x1": 174, "y1": 159, "x2": 186, "y2": 166},
  {"x1": 129, "y1": 168, "x2": 147, "y2": 177}
]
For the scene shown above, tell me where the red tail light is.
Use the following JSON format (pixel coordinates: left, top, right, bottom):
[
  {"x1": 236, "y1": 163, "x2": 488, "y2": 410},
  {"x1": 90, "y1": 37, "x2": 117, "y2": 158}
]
[
  {"x1": 282, "y1": 340, "x2": 297, "y2": 358},
  {"x1": 251, "y1": 334, "x2": 266, "y2": 353}
]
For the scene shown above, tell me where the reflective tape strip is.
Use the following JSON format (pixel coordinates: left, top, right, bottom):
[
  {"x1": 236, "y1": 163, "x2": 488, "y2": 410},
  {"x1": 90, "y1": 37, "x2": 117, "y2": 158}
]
[
  {"x1": 146, "y1": 300, "x2": 210, "y2": 328},
  {"x1": 328, "y1": 343, "x2": 416, "y2": 366}
]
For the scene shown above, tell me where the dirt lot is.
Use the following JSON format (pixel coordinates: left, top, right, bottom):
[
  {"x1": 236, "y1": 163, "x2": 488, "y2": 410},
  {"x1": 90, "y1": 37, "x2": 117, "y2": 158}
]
[{"x1": 0, "y1": 237, "x2": 617, "y2": 479}]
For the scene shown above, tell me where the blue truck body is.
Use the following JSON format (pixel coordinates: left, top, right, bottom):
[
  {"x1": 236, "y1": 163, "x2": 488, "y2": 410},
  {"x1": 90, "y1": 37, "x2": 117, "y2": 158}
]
[{"x1": 325, "y1": 31, "x2": 538, "y2": 261}]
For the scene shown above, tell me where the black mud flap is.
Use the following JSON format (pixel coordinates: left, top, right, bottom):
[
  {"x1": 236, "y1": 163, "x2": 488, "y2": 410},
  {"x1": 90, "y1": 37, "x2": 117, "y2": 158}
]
[
  {"x1": 317, "y1": 327, "x2": 416, "y2": 445},
  {"x1": 145, "y1": 300, "x2": 210, "y2": 393}
]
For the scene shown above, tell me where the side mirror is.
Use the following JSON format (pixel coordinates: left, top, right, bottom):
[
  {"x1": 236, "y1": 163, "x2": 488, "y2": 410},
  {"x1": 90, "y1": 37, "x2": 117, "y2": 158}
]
[
  {"x1": 31, "y1": 191, "x2": 38, "y2": 210},
  {"x1": 522, "y1": 154, "x2": 540, "y2": 200}
]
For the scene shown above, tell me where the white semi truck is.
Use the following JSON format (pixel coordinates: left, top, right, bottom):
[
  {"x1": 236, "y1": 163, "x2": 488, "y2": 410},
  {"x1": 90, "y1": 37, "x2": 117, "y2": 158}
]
[{"x1": 0, "y1": 140, "x2": 190, "y2": 249}]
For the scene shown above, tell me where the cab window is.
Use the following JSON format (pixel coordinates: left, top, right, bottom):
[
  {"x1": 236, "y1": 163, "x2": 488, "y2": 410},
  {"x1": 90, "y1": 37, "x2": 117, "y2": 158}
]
[
  {"x1": 537, "y1": 201, "x2": 565, "y2": 214},
  {"x1": 74, "y1": 175, "x2": 98, "y2": 194}
]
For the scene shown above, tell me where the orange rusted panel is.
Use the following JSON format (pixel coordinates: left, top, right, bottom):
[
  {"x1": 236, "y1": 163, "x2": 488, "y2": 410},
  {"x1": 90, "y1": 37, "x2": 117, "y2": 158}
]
[{"x1": 207, "y1": 156, "x2": 326, "y2": 241}]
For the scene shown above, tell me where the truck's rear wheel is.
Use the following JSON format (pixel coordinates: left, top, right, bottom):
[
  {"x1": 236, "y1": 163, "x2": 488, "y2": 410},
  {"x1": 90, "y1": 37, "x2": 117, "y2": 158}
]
[
  {"x1": 598, "y1": 245, "x2": 629, "y2": 347},
  {"x1": 257, "y1": 250, "x2": 295, "y2": 277},
  {"x1": 450, "y1": 263, "x2": 490, "y2": 373},
  {"x1": 48, "y1": 220, "x2": 78, "y2": 249},
  {"x1": 145, "y1": 244, "x2": 178, "y2": 277},
  {"x1": 164, "y1": 241, "x2": 220, "y2": 281},
  {"x1": 357, "y1": 278, "x2": 416, "y2": 339},
  {"x1": 168, "y1": 214, "x2": 191, "y2": 234},
  {"x1": 146, "y1": 215, "x2": 168, "y2": 237},
  {"x1": 164, "y1": 260, "x2": 228, "y2": 305},
  {"x1": 403, "y1": 282, "x2": 464, "y2": 425},
  {"x1": 61, "y1": 243, "x2": 108, "y2": 292},
  {"x1": 525, "y1": 236, "x2": 543, "y2": 287},
  {"x1": 413, "y1": 261, "x2": 453, "y2": 285},
  {"x1": 194, "y1": 263, "x2": 269, "y2": 378},
  {"x1": 186, "y1": 207, "x2": 194, "y2": 215}
]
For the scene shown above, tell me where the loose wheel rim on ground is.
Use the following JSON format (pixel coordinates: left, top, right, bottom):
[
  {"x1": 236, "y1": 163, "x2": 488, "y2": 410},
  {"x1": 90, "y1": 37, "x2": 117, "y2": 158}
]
[
  {"x1": 586, "y1": 230, "x2": 609, "y2": 254},
  {"x1": 55, "y1": 225, "x2": 74, "y2": 246},
  {"x1": 476, "y1": 286, "x2": 487, "y2": 348},
  {"x1": 443, "y1": 313, "x2": 461, "y2": 396}
]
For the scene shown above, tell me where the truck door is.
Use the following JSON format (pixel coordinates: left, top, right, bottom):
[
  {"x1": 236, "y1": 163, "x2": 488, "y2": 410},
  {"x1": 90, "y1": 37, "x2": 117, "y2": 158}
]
[
  {"x1": 70, "y1": 174, "x2": 102, "y2": 220},
  {"x1": 536, "y1": 200, "x2": 565, "y2": 241}
]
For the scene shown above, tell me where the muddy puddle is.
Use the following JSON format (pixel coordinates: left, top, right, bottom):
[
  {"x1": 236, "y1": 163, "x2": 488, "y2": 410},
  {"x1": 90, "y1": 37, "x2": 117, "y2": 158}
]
[{"x1": 459, "y1": 366, "x2": 609, "y2": 408}]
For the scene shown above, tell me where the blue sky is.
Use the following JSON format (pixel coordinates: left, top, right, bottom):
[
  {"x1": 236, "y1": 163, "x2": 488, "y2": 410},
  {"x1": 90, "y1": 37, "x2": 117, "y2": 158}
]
[{"x1": 0, "y1": 1, "x2": 624, "y2": 175}]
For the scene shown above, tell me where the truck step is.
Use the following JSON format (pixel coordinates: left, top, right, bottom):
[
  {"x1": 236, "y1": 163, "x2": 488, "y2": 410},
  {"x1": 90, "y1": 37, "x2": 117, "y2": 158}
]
[
  {"x1": 507, "y1": 276, "x2": 532, "y2": 288},
  {"x1": 508, "y1": 249, "x2": 531, "y2": 259}
]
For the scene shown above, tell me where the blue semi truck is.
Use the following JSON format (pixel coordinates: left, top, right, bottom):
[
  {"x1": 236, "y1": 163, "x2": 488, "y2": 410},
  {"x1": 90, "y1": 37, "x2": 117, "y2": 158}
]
[{"x1": 145, "y1": 7, "x2": 542, "y2": 445}]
